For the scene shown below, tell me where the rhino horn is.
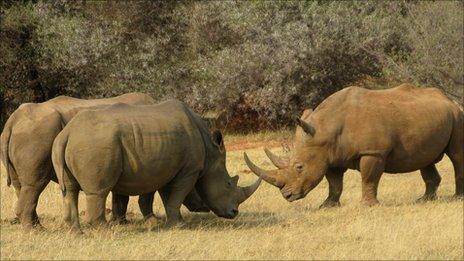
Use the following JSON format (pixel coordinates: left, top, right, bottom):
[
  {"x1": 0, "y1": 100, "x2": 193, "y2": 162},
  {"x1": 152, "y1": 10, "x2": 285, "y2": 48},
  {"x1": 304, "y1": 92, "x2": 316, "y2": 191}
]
[
  {"x1": 264, "y1": 148, "x2": 289, "y2": 169},
  {"x1": 243, "y1": 152, "x2": 283, "y2": 188},
  {"x1": 238, "y1": 177, "x2": 262, "y2": 204}
]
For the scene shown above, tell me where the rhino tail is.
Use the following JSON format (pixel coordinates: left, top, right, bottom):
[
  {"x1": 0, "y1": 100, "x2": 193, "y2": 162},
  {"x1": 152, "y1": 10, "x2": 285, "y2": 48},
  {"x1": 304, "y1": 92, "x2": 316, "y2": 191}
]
[
  {"x1": 52, "y1": 129, "x2": 70, "y2": 196},
  {"x1": 1, "y1": 120, "x2": 13, "y2": 187}
]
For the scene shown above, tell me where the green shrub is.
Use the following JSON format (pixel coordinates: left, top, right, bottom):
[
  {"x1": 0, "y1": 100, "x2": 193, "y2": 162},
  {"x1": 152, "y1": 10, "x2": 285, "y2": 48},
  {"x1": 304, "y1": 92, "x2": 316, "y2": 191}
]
[
  {"x1": 0, "y1": 1, "x2": 462, "y2": 131},
  {"x1": 377, "y1": 1, "x2": 463, "y2": 101}
]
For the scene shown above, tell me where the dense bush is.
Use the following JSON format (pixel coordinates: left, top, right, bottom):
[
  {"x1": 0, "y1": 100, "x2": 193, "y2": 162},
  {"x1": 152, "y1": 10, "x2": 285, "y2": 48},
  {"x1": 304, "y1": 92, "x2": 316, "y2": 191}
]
[
  {"x1": 0, "y1": 1, "x2": 462, "y2": 131},
  {"x1": 377, "y1": 2, "x2": 463, "y2": 100}
]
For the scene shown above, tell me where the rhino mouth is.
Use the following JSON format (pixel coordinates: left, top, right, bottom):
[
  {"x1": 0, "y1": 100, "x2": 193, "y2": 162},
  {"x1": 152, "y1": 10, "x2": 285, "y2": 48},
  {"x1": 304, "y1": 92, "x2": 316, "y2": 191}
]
[
  {"x1": 217, "y1": 209, "x2": 239, "y2": 219},
  {"x1": 220, "y1": 213, "x2": 238, "y2": 219},
  {"x1": 282, "y1": 175, "x2": 325, "y2": 202},
  {"x1": 210, "y1": 206, "x2": 239, "y2": 219},
  {"x1": 283, "y1": 192, "x2": 304, "y2": 202},
  {"x1": 281, "y1": 186, "x2": 305, "y2": 202}
]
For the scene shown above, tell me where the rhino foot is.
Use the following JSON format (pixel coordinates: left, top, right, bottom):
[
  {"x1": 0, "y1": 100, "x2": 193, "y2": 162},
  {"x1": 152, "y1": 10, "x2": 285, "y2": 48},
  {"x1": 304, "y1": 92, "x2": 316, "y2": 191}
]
[
  {"x1": 22, "y1": 223, "x2": 45, "y2": 233},
  {"x1": 143, "y1": 214, "x2": 163, "y2": 227},
  {"x1": 361, "y1": 198, "x2": 380, "y2": 207},
  {"x1": 67, "y1": 226, "x2": 84, "y2": 235},
  {"x1": 165, "y1": 220, "x2": 187, "y2": 230},
  {"x1": 319, "y1": 200, "x2": 341, "y2": 209},
  {"x1": 110, "y1": 217, "x2": 129, "y2": 225},
  {"x1": 10, "y1": 217, "x2": 20, "y2": 225},
  {"x1": 416, "y1": 193, "x2": 437, "y2": 202}
]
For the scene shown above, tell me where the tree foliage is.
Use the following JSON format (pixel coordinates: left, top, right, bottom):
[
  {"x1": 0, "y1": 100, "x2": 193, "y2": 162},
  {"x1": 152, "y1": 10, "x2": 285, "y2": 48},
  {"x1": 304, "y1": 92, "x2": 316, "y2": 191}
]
[{"x1": 1, "y1": 1, "x2": 462, "y2": 130}]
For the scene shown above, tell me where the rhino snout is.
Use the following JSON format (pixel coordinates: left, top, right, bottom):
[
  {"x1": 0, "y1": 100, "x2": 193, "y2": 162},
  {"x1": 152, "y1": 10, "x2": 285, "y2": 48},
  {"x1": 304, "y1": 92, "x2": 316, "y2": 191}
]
[
  {"x1": 284, "y1": 193, "x2": 303, "y2": 202},
  {"x1": 223, "y1": 208, "x2": 239, "y2": 219},
  {"x1": 281, "y1": 187, "x2": 304, "y2": 202}
]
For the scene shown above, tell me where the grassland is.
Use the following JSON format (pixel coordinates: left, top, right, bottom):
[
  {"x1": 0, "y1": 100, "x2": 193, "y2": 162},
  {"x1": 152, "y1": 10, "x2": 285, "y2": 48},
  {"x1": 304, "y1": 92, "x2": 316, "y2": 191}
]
[{"x1": 0, "y1": 131, "x2": 463, "y2": 260}]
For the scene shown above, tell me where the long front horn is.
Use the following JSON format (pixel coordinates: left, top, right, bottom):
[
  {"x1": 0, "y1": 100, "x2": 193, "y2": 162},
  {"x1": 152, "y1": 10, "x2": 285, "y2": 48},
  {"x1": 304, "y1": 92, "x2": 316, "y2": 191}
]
[
  {"x1": 264, "y1": 148, "x2": 289, "y2": 169},
  {"x1": 243, "y1": 152, "x2": 282, "y2": 187},
  {"x1": 238, "y1": 177, "x2": 262, "y2": 204}
]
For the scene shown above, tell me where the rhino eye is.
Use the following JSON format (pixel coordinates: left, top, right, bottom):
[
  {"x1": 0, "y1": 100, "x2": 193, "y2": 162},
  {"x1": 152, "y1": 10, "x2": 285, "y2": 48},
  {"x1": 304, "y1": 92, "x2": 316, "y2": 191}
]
[
  {"x1": 294, "y1": 164, "x2": 303, "y2": 172},
  {"x1": 227, "y1": 180, "x2": 232, "y2": 187}
]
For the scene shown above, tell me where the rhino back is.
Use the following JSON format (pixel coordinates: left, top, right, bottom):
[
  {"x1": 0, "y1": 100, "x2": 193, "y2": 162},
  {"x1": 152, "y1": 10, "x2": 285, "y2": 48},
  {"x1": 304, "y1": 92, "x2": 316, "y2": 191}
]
[
  {"x1": 65, "y1": 101, "x2": 205, "y2": 195},
  {"x1": 1, "y1": 93, "x2": 154, "y2": 187},
  {"x1": 46, "y1": 92, "x2": 154, "y2": 124}
]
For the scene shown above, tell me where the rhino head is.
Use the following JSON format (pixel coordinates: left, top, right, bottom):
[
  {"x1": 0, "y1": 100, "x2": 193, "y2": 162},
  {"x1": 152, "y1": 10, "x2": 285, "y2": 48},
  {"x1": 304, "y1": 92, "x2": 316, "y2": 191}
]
[
  {"x1": 244, "y1": 109, "x2": 328, "y2": 202},
  {"x1": 197, "y1": 130, "x2": 261, "y2": 218}
]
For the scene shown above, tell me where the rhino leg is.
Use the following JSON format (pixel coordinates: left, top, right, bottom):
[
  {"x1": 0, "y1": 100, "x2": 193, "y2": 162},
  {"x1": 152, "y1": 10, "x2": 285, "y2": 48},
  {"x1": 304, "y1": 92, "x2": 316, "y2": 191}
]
[
  {"x1": 450, "y1": 157, "x2": 464, "y2": 197},
  {"x1": 446, "y1": 119, "x2": 464, "y2": 198},
  {"x1": 60, "y1": 169, "x2": 82, "y2": 233},
  {"x1": 417, "y1": 164, "x2": 441, "y2": 202},
  {"x1": 112, "y1": 192, "x2": 158, "y2": 222},
  {"x1": 63, "y1": 188, "x2": 81, "y2": 233},
  {"x1": 138, "y1": 192, "x2": 156, "y2": 220},
  {"x1": 16, "y1": 179, "x2": 49, "y2": 230},
  {"x1": 75, "y1": 143, "x2": 122, "y2": 227},
  {"x1": 111, "y1": 193, "x2": 129, "y2": 224},
  {"x1": 320, "y1": 168, "x2": 345, "y2": 209},
  {"x1": 10, "y1": 180, "x2": 21, "y2": 224},
  {"x1": 359, "y1": 155, "x2": 384, "y2": 206},
  {"x1": 159, "y1": 171, "x2": 199, "y2": 227},
  {"x1": 11, "y1": 153, "x2": 50, "y2": 229},
  {"x1": 183, "y1": 188, "x2": 210, "y2": 213},
  {"x1": 85, "y1": 193, "x2": 109, "y2": 227},
  {"x1": 160, "y1": 188, "x2": 210, "y2": 213}
]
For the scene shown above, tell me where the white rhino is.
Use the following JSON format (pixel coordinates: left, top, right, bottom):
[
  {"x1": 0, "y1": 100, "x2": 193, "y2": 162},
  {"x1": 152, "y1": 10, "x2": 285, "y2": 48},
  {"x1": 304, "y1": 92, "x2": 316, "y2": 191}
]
[
  {"x1": 246, "y1": 84, "x2": 463, "y2": 206},
  {"x1": 0, "y1": 93, "x2": 208, "y2": 229},
  {"x1": 52, "y1": 99, "x2": 260, "y2": 232}
]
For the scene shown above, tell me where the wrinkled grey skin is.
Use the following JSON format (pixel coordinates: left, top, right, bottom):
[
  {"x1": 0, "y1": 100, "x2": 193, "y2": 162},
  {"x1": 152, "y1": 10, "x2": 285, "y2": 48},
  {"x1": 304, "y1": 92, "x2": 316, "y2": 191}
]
[
  {"x1": 0, "y1": 93, "x2": 207, "y2": 230},
  {"x1": 52, "y1": 100, "x2": 260, "y2": 232}
]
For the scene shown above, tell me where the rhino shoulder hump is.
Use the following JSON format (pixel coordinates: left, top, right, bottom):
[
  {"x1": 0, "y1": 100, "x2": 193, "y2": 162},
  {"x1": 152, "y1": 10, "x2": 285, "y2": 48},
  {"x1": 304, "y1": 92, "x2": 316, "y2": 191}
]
[
  {"x1": 395, "y1": 83, "x2": 417, "y2": 90},
  {"x1": 118, "y1": 92, "x2": 154, "y2": 103},
  {"x1": 48, "y1": 95, "x2": 71, "y2": 102},
  {"x1": 163, "y1": 99, "x2": 186, "y2": 107},
  {"x1": 110, "y1": 102, "x2": 132, "y2": 109},
  {"x1": 47, "y1": 95, "x2": 82, "y2": 105},
  {"x1": 344, "y1": 85, "x2": 365, "y2": 91},
  {"x1": 157, "y1": 99, "x2": 189, "y2": 113},
  {"x1": 424, "y1": 87, "x2": 447, "y2": 97}
]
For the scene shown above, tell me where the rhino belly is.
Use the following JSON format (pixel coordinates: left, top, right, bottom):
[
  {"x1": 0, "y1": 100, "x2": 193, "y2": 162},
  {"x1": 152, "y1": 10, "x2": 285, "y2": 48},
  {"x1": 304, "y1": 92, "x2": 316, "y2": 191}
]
[
  {"x1": 112, "y1": 161, "x2": 184, "y2": 196},
  {"x1": 112, "y1": 174, "x2": 171, "y2": 196},
  {"x1": 384, "y1": 125, "x2": 452, "y2": 173}
]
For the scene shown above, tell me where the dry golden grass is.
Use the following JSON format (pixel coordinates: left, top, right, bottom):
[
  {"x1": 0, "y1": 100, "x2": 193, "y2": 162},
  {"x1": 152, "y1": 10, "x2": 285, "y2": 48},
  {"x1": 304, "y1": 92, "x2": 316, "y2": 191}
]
[{"x1": 1, "y1": 132, "x2": 463, "y2": 260}]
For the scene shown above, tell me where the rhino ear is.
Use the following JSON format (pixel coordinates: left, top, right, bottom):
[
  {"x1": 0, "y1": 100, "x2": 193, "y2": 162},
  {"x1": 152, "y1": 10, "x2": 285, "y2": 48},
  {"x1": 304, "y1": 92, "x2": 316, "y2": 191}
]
[
  {"x1": 211, "y1": 130, "x2": 224, "y2": 150},
  {"x1": 301, "y1": 109, "x2": 313, "y2": 120},
  {"x1": 295, "y1": 117, "x2": 316, "y2": 136},
  {"x1": 231, "y1": 175, "x2": 239, "y2": 186}
]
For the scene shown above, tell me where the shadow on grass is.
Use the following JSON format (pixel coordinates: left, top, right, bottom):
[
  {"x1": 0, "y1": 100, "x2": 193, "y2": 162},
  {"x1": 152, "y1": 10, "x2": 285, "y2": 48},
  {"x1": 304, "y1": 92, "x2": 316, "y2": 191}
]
[
  {"x1": 352, "y1": 194, "x2": 462, "y2": 208},
  {"x1": 114, "y1": 211, "x2": 283, "y2": 234},
  {"x1": 184, "y1": 211, "x2": 282, "y2": 230}
]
